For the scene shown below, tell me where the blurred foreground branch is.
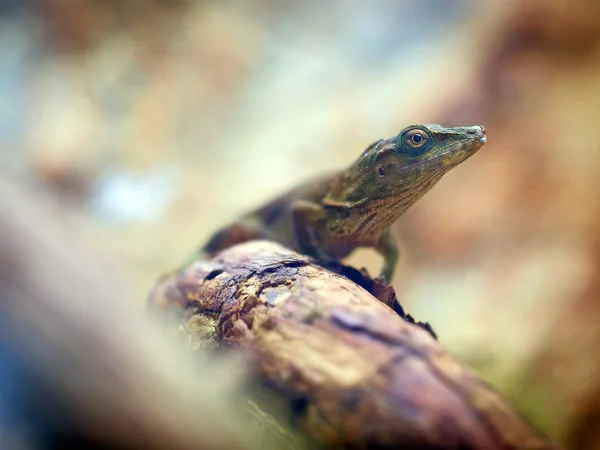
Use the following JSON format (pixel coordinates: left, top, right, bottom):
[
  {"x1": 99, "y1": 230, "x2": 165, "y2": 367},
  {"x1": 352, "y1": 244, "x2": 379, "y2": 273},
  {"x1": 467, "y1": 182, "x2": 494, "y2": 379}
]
[
  {"x1": 0, "y1": 176, "x2": 277, "y2": 450},
  {"x1": 149, "y1": 240, "x2": 561, "y2": 449}
]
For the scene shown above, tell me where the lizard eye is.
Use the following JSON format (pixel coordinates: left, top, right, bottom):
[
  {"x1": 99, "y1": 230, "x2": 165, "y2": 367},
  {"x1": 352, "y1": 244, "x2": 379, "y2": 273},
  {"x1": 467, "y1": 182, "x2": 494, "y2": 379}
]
[
  {"x1": 406, "y1": 130, "x2": 427, "y2": 148},
  {"x1": 397, "y1": 126, "x2": 434, "y2": 156},
  {"x1": 378, "y1": 167, "x2": 385, "y2": 177}
]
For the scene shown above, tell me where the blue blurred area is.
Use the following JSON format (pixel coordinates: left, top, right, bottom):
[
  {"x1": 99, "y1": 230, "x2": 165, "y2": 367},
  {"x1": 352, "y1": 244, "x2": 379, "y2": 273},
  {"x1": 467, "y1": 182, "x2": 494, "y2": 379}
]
[
  {"x1": 0, "y1": 317, "x2": 35, "y2": 449},
  {"x1": 0, "y1": 23, "x2": 33, "y2": 148}
]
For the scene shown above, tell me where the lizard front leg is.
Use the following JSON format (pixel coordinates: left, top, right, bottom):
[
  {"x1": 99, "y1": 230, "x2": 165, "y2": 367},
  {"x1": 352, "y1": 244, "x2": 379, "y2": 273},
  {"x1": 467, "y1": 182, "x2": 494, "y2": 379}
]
[
  {"x1": 375, "y1": 227, "x2": 399, "y2": 284},
  {"x1": 289, "y1": 199, "x2": 328, "y2": 261}
]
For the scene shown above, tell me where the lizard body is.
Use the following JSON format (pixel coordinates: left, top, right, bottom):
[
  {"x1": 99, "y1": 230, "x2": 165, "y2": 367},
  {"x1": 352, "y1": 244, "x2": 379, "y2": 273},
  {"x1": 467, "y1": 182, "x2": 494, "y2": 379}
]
[{"x1": 197, "y1": 124, "x2": 486, "y2": 283}]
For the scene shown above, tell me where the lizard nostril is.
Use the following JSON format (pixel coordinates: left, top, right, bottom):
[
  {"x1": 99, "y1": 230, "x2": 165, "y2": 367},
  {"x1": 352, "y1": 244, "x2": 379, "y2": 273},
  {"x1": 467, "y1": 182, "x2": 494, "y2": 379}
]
[{"x1": 469, "y1": 126, "x2": 486, "y2": 137}]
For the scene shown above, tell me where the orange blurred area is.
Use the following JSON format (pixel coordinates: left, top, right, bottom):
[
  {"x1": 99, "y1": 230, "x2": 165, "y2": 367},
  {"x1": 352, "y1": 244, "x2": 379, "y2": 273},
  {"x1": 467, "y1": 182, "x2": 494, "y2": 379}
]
[{"x1": 1, "y1": 0, "x2": 600, "y2": 447}]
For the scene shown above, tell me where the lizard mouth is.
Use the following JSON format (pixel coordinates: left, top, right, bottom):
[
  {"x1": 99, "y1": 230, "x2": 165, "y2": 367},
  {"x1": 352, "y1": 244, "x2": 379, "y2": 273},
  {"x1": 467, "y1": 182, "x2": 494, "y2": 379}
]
[
  {"x1": 414, "y1": 137, "x2": 485, "y2": 170},
  {"x1": 420, "y1": 126, "x2": 487, "y2": 166}
]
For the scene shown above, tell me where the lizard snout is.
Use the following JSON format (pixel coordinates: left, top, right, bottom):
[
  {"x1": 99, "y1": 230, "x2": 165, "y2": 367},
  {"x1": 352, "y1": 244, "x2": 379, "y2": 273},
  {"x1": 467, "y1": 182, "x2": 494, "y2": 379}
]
[{"x1": 467, "y1": 125, "x2": 486, "y2": 144}]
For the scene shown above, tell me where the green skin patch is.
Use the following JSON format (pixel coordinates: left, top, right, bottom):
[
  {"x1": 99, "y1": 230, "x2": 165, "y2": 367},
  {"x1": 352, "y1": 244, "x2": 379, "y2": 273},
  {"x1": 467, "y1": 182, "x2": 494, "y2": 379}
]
[{"x1": 199, "y1": 124, "x2": 486, "y2": 284}]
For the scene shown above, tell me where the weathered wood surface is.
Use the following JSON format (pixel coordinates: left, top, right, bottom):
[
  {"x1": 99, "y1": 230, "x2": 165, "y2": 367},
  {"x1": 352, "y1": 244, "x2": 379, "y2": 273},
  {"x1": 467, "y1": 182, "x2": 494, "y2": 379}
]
[{"x1": 149, "y1": 241, "x2": 561, "y2": 450}]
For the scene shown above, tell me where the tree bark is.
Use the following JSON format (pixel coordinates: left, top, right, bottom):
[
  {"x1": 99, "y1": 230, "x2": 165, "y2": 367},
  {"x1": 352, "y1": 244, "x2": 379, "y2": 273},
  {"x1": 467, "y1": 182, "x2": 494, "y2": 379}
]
[{"x1": 148, "y1": 240, "x2": 561, "y2": 450}]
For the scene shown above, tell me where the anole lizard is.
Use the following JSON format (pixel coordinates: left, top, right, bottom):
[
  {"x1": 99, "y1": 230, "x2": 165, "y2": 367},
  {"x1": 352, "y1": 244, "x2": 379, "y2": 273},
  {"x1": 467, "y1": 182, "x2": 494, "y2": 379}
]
[{"x1": 192, "y1": 124, "x2": 486, "y2": 283}]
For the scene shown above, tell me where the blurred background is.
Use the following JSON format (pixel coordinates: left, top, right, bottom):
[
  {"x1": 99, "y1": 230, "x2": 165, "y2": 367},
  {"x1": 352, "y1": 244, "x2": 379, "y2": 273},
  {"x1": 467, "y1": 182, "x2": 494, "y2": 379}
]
[{"x1": 1, "y1": 0, "x2": 599, "y2": 447}]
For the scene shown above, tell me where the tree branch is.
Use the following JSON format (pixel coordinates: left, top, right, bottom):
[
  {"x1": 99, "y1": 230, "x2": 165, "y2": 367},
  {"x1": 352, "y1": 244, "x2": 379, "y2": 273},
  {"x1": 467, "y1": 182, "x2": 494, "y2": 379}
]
[{"x1": 149, "y1": 240, "x2": 561, "y2": 449}]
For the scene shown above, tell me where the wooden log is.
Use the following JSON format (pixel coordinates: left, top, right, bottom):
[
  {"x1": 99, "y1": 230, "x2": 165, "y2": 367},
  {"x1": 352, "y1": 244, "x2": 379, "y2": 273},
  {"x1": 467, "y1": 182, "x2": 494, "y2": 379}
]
[{"x1": 148, "y1": 241, "x2": 561, "y2": 449}]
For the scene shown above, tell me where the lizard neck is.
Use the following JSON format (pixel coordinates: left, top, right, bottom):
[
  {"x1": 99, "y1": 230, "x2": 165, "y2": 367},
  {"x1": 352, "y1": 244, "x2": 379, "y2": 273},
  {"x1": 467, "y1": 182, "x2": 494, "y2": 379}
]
[{"x1": 334, "y1": 173, "x2": 443, "y2": 239}]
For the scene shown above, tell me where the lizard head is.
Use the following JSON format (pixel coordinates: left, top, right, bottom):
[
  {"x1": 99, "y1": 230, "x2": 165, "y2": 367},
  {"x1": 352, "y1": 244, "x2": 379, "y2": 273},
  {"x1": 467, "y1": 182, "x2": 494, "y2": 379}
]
[{"x1": 323, "y1": 124, "x2": 486, "y2": 211}]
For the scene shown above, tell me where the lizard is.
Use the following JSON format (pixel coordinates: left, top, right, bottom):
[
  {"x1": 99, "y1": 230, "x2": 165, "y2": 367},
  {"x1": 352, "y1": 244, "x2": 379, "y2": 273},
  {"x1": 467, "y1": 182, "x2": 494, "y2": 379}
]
[{"x1": 191, "y1": 124, "x2": 486, "y2": 284}]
